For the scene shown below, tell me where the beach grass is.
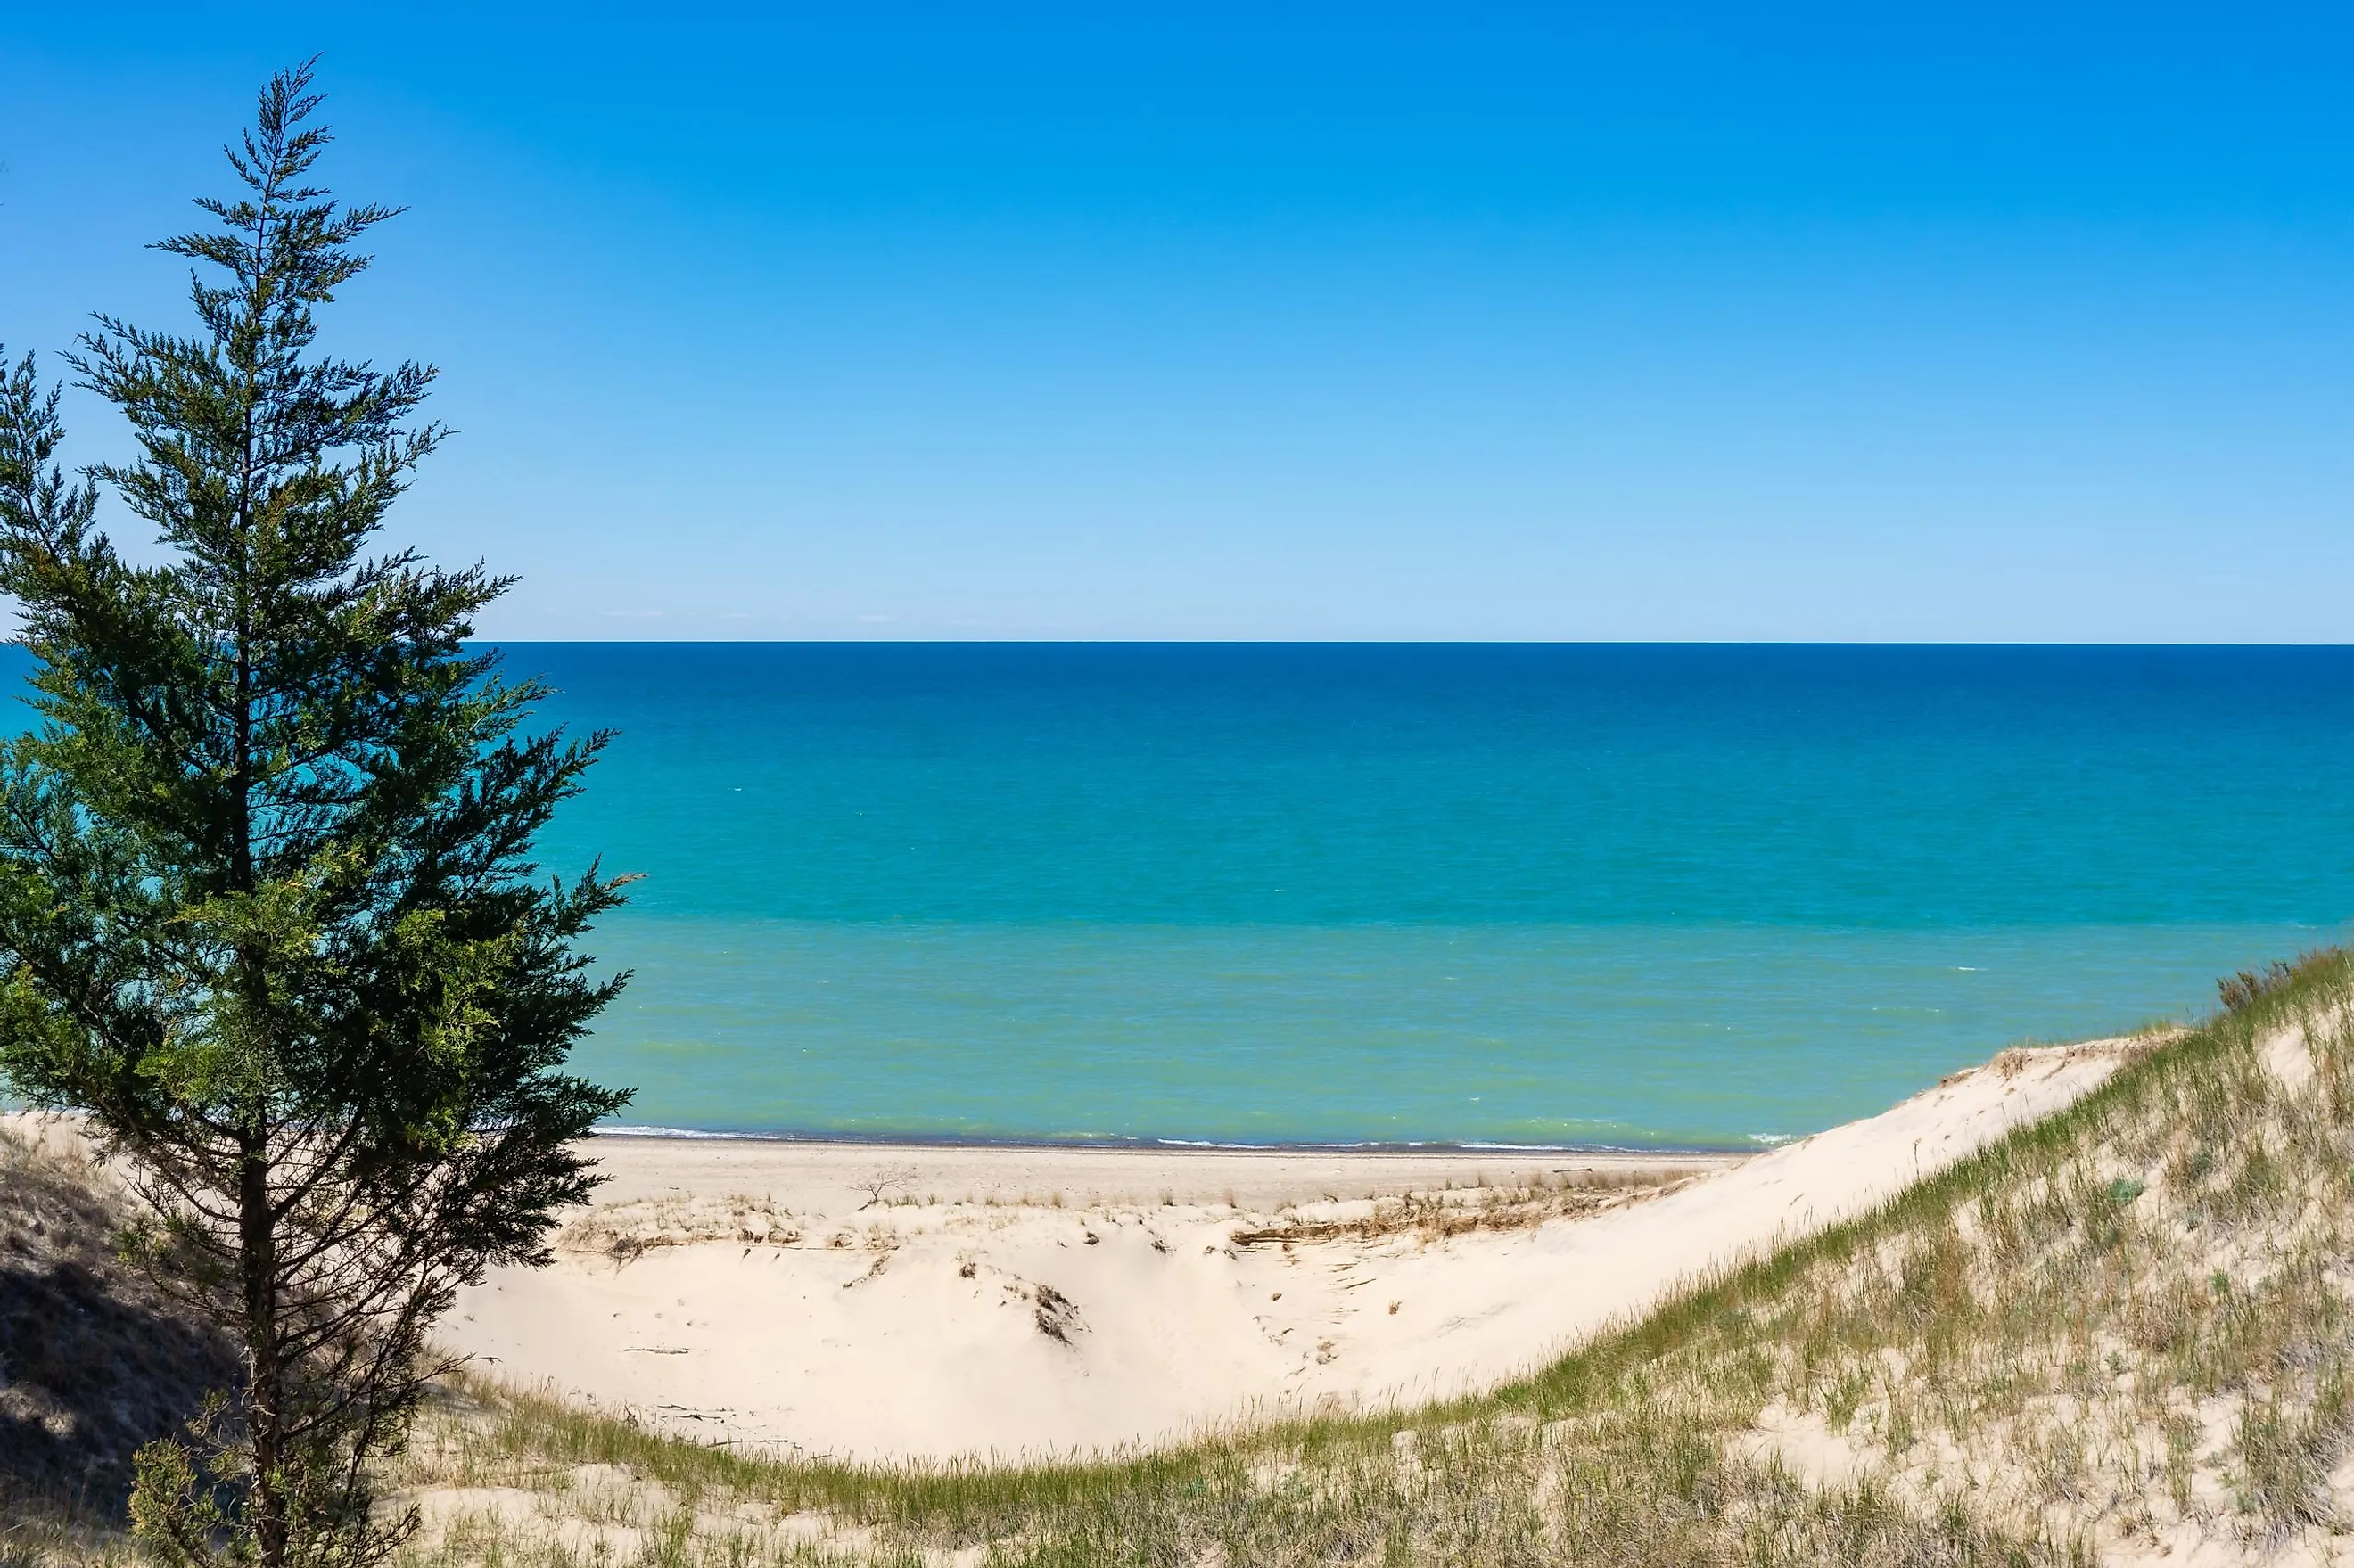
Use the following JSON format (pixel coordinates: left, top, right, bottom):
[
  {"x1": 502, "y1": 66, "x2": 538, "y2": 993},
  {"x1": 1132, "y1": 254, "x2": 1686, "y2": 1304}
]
[{"x1": 353, "y1": 945, "x2": 2354, "y2": 1565}]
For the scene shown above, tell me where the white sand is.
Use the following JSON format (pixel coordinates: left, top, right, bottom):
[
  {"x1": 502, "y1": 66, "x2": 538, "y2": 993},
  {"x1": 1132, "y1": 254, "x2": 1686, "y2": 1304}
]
[{"x1": 449, "y1": 1040, "x2": 2131, "y2": 1465}]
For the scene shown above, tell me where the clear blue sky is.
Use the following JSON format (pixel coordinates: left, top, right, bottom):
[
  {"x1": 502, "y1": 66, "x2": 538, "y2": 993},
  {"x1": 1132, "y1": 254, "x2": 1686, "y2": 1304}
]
[{"x1": 4, "y1": 4, "x2": 2351, "y2": 640}]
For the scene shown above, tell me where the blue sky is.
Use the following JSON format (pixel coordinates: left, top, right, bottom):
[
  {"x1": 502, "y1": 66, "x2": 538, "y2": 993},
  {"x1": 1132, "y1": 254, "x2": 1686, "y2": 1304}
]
[{"x1": 4, "y1": 3, "x2": 2352, "y2": 640}]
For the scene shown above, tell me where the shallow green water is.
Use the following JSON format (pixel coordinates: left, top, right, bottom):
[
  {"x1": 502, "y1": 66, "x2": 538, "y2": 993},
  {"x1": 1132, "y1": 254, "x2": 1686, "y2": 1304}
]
[{"x1": 509, "y1": 644, "x2": 2354, "y2": 1147}]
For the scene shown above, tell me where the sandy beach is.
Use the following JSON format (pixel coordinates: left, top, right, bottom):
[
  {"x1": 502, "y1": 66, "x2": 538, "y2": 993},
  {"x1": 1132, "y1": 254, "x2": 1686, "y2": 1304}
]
[{"x1": 446, "y1": 1037, "x2": 2135, "y2": 1465}]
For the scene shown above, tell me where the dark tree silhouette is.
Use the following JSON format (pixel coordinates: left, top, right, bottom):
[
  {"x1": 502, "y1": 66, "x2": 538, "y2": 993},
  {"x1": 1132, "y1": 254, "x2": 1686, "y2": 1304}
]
[{"x1": 0, "y1": 64, "x2": 632, "y2": 1568}]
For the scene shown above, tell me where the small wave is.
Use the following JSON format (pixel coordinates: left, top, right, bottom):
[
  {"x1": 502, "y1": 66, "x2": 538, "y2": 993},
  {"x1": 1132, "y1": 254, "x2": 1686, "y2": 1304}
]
[
  {"x1": 1154, "y1": 1138, "x2": 1382, "y2": 1150},
  {"x1": 594, "y1": 1124, "x2": 786, "y2": 1142},
  {"x1": 1458, "y1": 1141, "x2": 1584, "y2": 1152}
]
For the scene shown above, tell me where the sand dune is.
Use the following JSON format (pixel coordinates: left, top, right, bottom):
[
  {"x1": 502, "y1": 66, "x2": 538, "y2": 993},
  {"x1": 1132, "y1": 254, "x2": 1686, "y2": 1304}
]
[{"x1": 445, "y1": 1039, "x2": 2132, "y2": 1464}]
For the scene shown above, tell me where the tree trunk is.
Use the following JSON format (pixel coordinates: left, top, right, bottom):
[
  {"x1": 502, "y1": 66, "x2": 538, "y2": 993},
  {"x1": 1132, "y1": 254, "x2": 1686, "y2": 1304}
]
[{"x1": 239, "y1": 1137, "x2": 286, "y2": 1568}]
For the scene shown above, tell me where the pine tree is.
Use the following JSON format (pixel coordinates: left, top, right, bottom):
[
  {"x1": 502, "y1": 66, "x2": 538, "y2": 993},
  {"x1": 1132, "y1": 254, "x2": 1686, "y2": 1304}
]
[{"x1": 0, "y1": 64, "x2": 631, "y2": 1567}]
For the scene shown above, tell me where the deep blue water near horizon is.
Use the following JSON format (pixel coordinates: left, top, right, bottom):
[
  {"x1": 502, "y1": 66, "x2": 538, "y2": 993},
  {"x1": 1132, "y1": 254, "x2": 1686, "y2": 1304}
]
[{"x1": 485, "y1": 643, "x2": 2354, "y2": 1149}]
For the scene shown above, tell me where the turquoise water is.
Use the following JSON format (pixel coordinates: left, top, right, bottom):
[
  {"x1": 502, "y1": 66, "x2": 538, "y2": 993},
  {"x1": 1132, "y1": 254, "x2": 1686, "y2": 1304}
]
[{"x1": 504, "y1": 644, "x2": 2354, "y2": 1148}]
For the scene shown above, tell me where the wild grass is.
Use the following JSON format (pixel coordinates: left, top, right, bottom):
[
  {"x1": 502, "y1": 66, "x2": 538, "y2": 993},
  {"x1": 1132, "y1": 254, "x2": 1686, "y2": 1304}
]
[
  {"x1": 554, "y1": 1194, "x2": 807, "y2": 1264},
  {"x1": 22, "y1": 949, "x2": 2354, "y2": 1564}
]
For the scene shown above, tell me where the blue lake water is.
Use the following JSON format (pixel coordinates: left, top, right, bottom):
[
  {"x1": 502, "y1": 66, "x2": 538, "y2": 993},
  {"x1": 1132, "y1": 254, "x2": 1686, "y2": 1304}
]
[{"x1": 490, "y1": 644, "x2": 2354, "y2": 1148}]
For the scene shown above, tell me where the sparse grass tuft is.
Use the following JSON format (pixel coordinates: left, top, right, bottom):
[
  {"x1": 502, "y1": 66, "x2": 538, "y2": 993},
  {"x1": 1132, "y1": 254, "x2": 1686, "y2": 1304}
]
[{"x1": 1228, "y1": 1164, "x2": 1703, "y2": 1249}]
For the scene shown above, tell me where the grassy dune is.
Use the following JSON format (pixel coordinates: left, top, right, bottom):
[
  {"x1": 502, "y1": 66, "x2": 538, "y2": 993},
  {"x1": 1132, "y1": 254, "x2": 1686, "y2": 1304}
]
[
  {"x1": 11, "y1": 951, "x2": 2354, "y2": 1564},
  {"x1": 374, "y1": 949, "x2": 2354, "y2": 1567}
]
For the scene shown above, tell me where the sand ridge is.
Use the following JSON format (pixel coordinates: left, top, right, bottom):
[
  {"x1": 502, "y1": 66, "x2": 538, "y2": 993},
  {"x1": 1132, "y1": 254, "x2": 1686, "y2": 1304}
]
[{"x1": 445, "y1": 1039, "x2": 2134, "y2": 1464}]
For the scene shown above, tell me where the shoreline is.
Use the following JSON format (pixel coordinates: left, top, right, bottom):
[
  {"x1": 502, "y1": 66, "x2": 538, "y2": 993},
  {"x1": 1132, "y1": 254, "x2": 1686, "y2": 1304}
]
[
  {"x1": 572, "y1": 1132, "x2": 1737, "y2": 1215},
  {"x1": 453, "y1": 1036, "x2": 2140, "y2": 1462},
  {"x1": 593, "y1": 1122, "x2": 1766, "y2": 1155}
]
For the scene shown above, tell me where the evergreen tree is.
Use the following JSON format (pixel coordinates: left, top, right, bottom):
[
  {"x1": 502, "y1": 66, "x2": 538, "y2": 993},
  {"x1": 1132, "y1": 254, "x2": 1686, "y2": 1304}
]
[{"x1": 0, "y1": 64, "x2": 631, "y2": 1568}]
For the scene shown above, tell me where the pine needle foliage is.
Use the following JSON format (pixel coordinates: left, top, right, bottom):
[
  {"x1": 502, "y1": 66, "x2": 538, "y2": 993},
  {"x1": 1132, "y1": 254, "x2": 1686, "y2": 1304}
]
[{"x1": 0, "y1": 64, "x2": 632, "y2": 1568}]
